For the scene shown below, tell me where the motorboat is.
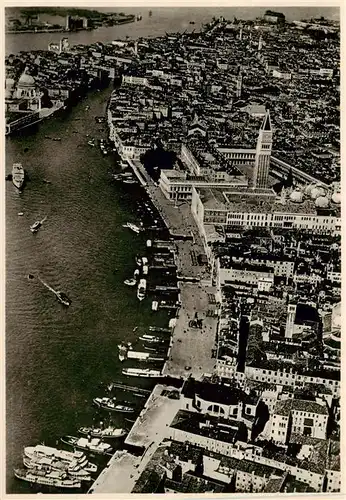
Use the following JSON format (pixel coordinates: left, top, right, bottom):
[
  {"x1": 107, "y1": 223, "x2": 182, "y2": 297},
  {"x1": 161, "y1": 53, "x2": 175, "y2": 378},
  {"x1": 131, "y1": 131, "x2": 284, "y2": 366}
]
[
  {"x1": 78, "y1": 426, "x2": 127, "y2": 439},
  {"x1": 61, "y1": 436, "x2": 113, "y2": 455},
  {"x1": 93, "y1": 397, "x2": 135, "y2": 413},
  {"x1": 30, "y1": 216, "x2": 47, "y2": 234},
  {"x1": 124, "y1": 278, "x2": 137, "y2": 286},
  {"x1": 137, "y1": 279, "x2": 146, "y2": 301}
]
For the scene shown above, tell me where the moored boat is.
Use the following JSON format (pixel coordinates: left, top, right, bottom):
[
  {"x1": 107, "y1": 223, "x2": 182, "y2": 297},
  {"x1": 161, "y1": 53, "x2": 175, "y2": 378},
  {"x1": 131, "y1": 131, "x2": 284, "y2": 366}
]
[
  {"x1": 78, "y1": 426, "x2": 127, "y2": 439},
  {"x1": 124, "y1": 278, "x2": 137, "y2": 286},
  {"x1": 24, "y1": 445, "x2": 96, "y2": 472},
  {"x1": 23, "y1": 457, "x2": 92, "y2": 481},
  {"x1": 123, "y1": 222, "x2": 141, "y2": 234},
  {"x1": 14, "y1": 467, "x2": 81, "y2": 489},
  {"x1": 139, "y1": 334, "x2": 163, "y2": 343},
  {"x1": 137, "y1": 279, "x2": 146, "y2": 301},
  {"x1": 12, "y1": 163, "x2": 25, "y2": 190},
  {"x1": 61, "y1": 436, "x2": 113, "y2": 455},
  {"x1": 93, "y1": 397, "x2": 134, "y2": 413},
  {"x1": 122, "y1": 368, "x2": 162, "y2": 378}
]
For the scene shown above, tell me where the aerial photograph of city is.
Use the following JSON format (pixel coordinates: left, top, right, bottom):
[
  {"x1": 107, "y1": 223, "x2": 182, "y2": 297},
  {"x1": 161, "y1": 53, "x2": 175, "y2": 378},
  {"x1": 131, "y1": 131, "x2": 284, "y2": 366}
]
[{"x1": 5, "y1": 4, "x2": 340, "y2": 495}]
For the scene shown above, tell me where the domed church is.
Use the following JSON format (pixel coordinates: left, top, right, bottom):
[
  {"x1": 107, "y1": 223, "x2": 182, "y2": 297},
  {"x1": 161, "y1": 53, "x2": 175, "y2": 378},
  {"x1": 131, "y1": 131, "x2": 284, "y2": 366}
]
[{"x1": 15, "y1": 69, "x2": 42, "y2": 111}]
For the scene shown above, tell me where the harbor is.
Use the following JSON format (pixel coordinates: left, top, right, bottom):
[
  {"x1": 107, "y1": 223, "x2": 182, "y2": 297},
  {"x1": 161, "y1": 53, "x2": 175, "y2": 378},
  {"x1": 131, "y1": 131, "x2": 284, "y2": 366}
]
[
  {"x1": 6, "y1": 83, "x2": 214, "y2": 494},
  {"x1": 5, "y1": 86, "x2": 173, "y2": 493}
]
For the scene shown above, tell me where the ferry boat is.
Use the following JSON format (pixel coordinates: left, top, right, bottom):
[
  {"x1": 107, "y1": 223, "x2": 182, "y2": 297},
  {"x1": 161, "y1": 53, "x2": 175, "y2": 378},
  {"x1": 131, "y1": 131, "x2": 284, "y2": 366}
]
[
  {"x1": 78, "y1": 426, "x2": 127, "y2": 439},
  {"x1": 24, "y1": 445, "x2": 96, "y2": 472},
  {"x1": 12, "y1": 163, "x2": 25, "y2": 190},
  {"x1": 61, "y1": 436, "x2": 113, "y2": 456},
  {"x1": 93, "y1": 397, "x2": 134, "y2": 413},
  {"x1": 23, "y1": 457, "x2": 92, "y2": 481},
  {"x1": 122, "y1": 368, "x2": 162, "y2": 378},
  {"x1": 14, "y1": 468, "x2": 81, "y2": 489},
  {"x1": 124, "y1": 278, "x2": 137, "y2": 286},
  {"x1": 30, "y1": 216, "x2": 47, "y2": 234},
  {"x1": 137, "y1": 279, "x2": 146, "y2": 301}
]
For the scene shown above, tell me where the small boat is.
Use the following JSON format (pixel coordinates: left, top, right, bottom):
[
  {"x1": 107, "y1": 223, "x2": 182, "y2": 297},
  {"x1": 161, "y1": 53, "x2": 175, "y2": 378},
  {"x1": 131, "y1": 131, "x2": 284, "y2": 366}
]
[
  {"x1": 30, "y1": 216, "x2": 47, "y2": 234},
  {"x1": 14, "y1": 468, "x2": 81, "y2": 489},
  {"x1": 93, "y1": 397, "x2": 134, "y2": 413},
  {"x1": 139, "y1": 334, "x2": 162, "y2": 343},
  {"x1": 123, "y1": 179, "x2": 137, "y2": 185},
  {"x1": 124, "y1": 278, "x2": 137, "y2": 286},
  {"x1": 18, "y1": 212, "x2": 24, "y2": 216},
  {"x1": 123, "y1": 223, "x2": 141, "y2": 234},
  {"x1": 152, "y1": 301, "x2": 158, "y2": 311},
  {"x1": 56, "y1": 291, "x2": 71, "y2": 307},
  {"x1": 37, "y1": 277, "x2": 71, "y2": 306},
  {"x1": 78, "y1": 426, "x2": 127, "y2": 439},
  {"x1": 61, "y1": 436, "x2": 113, "y2": 455},
  {"x1": 12, "y1": 163, "x2": 25, "y2": 191},
  {"x1": 137, "y1": 279, "x2": 146, "y2": 301},
  {"x1": 122, "y1": 368, "x2": 162, "y2": 378}
]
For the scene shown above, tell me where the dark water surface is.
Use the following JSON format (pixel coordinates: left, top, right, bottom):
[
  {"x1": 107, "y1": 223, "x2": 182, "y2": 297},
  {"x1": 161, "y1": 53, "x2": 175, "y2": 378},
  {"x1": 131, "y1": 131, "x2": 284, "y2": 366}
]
[
  {"x1": 6, "y1": 6, "x2": 339, "y2": 55},
  {"x1": 6, "y1": 88, "x2": 168, "y2": 493}
]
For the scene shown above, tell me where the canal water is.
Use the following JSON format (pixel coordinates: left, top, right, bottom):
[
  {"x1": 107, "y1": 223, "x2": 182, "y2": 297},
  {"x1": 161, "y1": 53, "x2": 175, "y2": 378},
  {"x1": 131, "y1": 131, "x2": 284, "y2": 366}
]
[
  {"x1": 6, "y1": 87, "x2": 170, "y2": 493},
  {"x1": 5, "y1": 6, "x2": 339, "y2": 55}
]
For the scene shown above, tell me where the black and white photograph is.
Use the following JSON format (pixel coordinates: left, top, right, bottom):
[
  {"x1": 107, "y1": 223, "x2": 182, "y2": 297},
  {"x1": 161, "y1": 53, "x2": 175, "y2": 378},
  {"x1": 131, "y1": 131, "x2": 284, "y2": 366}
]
[{"x1": 5, "y1": 3, "x2": 341, "y2": 495}]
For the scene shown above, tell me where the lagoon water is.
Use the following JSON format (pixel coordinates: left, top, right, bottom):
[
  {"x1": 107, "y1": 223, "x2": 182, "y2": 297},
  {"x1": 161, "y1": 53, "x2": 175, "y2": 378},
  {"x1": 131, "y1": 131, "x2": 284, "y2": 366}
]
[{"x1": 6, "y1": 88, "x2": 170, "y2": 493}]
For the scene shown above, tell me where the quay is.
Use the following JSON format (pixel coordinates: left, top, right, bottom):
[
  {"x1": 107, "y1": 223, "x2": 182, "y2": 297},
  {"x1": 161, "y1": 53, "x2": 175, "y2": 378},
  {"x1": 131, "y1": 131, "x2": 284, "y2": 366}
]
[
  {"x1": 127, "y1": 159, "x2": 220, "y2": 381},
  {"x1": 90, "y1": 384, "x2": 181, "y2": 494}
]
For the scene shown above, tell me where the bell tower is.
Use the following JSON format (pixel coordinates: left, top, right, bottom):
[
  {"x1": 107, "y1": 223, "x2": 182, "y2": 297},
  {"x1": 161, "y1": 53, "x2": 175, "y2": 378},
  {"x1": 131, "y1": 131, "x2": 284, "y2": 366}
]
[{"x1": 253, "y1": 110, "x2": 272, "y2": 189}]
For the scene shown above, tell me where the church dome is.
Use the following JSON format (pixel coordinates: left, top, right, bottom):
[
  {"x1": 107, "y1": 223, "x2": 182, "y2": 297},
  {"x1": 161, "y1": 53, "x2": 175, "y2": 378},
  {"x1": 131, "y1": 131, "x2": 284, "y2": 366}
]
[
  {"x1": 289, "y1": 190, "x2": 304, "y2": 203},
  {"x1": 18, "y1": 72, "x2": 36, "y2": 88},
  {"x1": 331, "y1": 192, "x2": 341, "y2": 204},
  {"x1": 310, "y1": 186, "x2": 325, "y2": 200},
  {"x1": 315, "y1": 196, "x2": 329, "y2": 208}
]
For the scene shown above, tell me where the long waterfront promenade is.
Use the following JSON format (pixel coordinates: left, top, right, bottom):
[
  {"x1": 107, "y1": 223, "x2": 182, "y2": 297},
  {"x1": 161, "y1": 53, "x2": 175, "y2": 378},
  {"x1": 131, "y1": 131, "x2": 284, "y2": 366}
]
[{"x1": 131, "y1": 160, "x2": 219, "y2": 380}]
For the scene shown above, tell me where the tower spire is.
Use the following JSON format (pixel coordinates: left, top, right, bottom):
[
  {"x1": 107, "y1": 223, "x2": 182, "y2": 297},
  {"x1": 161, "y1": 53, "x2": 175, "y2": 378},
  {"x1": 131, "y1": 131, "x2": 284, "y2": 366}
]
[{"x1": 253, "y1": 109, "x2": 273, "y2": 189}]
